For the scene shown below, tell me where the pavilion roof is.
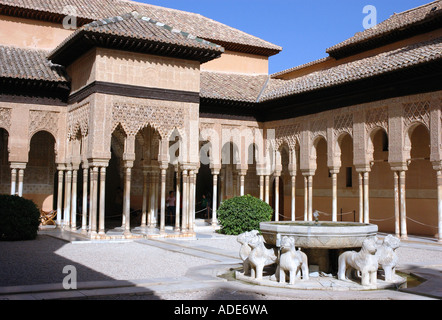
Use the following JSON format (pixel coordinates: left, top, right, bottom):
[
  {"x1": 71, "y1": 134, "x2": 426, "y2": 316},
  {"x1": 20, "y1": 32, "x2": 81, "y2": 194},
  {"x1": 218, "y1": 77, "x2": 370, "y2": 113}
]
[
  {"x1": 0, "y1": 0, "x2": 282, "y2": 57},
  {"x1": 48, "y1": 11, "x2": 224, "y2": 65},
  {"x1": 326, "y1": 0, "x2": 442, "y2": 58}
]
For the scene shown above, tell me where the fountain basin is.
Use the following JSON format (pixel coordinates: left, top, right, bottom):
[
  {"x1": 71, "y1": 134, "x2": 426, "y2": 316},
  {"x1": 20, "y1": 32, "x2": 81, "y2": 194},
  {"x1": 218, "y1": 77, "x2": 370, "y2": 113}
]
[{"x1": 260, "y1": 221, "x2": 378, "y2": 249}]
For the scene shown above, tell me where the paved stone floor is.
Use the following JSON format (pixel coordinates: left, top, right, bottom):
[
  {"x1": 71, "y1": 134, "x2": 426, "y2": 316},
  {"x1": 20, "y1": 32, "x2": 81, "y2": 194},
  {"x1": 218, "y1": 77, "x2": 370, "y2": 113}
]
[{"x1": 0, "y1": 223, "x2": 441, "y2": 303}]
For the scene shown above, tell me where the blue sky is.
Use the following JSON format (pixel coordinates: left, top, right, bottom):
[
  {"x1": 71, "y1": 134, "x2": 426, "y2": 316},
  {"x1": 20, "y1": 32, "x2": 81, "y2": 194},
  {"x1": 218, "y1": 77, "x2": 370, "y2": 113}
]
[{"x1": 141, "y1": 0, "x2": 432, "y2": 74}]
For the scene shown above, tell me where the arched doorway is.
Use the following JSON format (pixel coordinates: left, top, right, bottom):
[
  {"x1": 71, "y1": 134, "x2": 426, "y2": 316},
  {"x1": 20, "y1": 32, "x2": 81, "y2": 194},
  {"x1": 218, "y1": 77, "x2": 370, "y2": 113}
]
[
  {"x1": 368, "y1": 128, "x2": 394, "y2": 232},
  {"x1": 26, "y1": 131, "x2": 56, "y2": 211},
  {"x1": 336, "y1": 133, "x2": 357, "y2": 222},
  {"x1": 407, "y1": 124, "x2": 437, "y2": 237},
  {"x1": 312, "y1": 136, "x2": 330, "y2": 218}
]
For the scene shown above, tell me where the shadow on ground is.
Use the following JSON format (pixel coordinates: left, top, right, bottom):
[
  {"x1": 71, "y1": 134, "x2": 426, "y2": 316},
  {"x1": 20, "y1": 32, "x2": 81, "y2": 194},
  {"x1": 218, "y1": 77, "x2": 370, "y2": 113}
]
[{"x1": 0, "y1": 234, "x2": 160, "y2": 299}]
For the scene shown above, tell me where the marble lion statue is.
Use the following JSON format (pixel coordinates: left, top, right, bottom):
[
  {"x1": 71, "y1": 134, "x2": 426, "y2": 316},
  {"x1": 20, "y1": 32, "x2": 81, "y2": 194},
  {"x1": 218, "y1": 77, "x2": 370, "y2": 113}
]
[
  {"x1": 237, "y1": 230, "x2": 260, "y2": 275},
  {"x1": 376, "y1": 234, "x2": 401, "y2": 282},
  {"x1": 338, "y1": 236, "x2": 379, "y2": 287},
  {"x1": 277, "y1": 236, "x2": 309, "y2": 285},
  {"x1": 248, "y1": 234, "x2": 278, "y2": 281}
]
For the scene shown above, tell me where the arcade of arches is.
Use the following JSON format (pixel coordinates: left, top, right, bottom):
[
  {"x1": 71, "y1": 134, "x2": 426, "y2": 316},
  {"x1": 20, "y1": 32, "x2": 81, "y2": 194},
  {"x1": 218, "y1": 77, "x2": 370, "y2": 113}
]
[{"x1": 1, "y1": 92, "x2": 441, "y2": 242}]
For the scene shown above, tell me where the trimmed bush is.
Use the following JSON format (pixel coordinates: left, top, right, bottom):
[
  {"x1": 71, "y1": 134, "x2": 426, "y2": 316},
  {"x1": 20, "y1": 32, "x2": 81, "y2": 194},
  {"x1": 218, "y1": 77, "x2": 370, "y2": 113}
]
[
  {"x1": 0, "y1": 195, "x2": 41, "y2": 241},
  {"x1": 217, "y1": 195, "x2": 273, "y2": 235}
]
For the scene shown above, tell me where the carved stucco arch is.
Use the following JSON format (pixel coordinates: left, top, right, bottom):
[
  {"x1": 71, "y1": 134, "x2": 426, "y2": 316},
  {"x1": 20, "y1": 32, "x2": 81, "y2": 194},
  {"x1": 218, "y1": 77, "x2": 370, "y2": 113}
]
[
  {"x1": 335, "y1": 131, "x2": 353, "y2": 160},
  {"x1": 28, "y1": 130, "x2": 58, "y2": 164},
  {"x1": 367, "y1": 126, "x2": 389, "y2": 161},
  {"x1": 310, "y1": 134, "x2": 327, "y2": 164},
  {"x1": 404, "y1": 121, "x2": 430, "y2": 160},
  {"x1": 111, "y1": 103, "x2": 185, "y2": 140}
]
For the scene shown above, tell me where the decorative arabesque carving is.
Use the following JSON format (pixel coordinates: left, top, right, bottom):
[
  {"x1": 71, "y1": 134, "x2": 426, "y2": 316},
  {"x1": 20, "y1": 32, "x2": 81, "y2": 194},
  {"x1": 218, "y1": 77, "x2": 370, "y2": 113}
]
[
  {"x1": 274, "y1": 123, "x2": 301, "y2": 151},
  {"x1": 310, "y1": 118, "x2": 327, "y2": 142},
  {"x1": 112, "y1": 103, "x2": 185, "y2": 139},
  {"x1": 68, "y1": 103, "x2": 90, "y2": 139},
  {"x1": 334, "y1": 113, "x2": 353, "y2": 137},
  {"x1": 403, "y1": 100, "x2": 430, "y2": 130},
  {"x1": 365, "y1": 106, "x2": 388, "y2": 133},
  {"x1": 0, "y1": 108, "x2": 11, "y2": 131},
  {"x1": 29, "y1": 110, "x2": 59, "y2": 138}
]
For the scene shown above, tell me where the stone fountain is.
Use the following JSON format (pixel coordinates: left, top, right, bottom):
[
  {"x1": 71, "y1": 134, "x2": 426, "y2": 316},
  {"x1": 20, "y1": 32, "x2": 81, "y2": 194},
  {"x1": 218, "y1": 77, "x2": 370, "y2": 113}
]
[
  {"x1": 260, "y1": 219, "x2": 378, "y2": 273},
  {"x1": 235, "y1": 216, "x2": 406, "y2": 290}
]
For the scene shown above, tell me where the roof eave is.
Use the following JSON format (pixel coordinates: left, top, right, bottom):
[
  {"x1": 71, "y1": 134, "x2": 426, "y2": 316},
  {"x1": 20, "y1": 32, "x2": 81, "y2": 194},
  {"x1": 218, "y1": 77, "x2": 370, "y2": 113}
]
[
  {"x1": 49, "y1": 30, "x2": 224, "y2": 66},
  {"x1": 327, "y1": 10, "x2": 442, "y2": 59}
]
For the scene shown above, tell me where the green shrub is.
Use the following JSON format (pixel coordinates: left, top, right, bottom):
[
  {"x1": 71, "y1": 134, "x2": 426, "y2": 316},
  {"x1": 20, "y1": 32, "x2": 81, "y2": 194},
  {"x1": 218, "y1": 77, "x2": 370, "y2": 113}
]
[
  {"x1": 0, "y1": 195, "x2": 41, "y2": 241},
  {"x1": 217, "y1": 195, "x2": 273, "y2": 235}
]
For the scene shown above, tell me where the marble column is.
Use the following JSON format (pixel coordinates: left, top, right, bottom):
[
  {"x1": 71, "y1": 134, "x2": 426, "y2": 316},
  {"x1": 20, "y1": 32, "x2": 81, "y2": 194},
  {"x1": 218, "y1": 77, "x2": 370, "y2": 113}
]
[
  {"x1": 10, "y1": 168, "x2": 16, "y2": 195},
  {"x1": 189, "y1": 170, "x2": 196, "y2": 233},
  {"x1": 123, "y1": 164, "x2": 132, "y2": 236},
  {"x1": 98, "y1": 167, "x2": 106, "y2": 237},
  {"x1": 308, "y1": 175, "x2": 313, "y2": 221},
  {"x1": 160, "y1": 168, "x2": 167, "y2": 234},
  {"x1": 291, "y1": 174, "x2": 296, "y2": 221},
  {"x1": 331, "y1": 171, "x2": 338, "y2": 222},
  {"x1": 175, "y1": 168, "x2": 181, "y2": 232},
  {"x1": 17, "y1": 168, "x2": 24, "y2": 197},
  {"x1": 212, "y1": 170, "x2": 219, "y2": 227},
  {"x1": 274, "y1": 175, "x2": 280, "y2": 222},
  {"x1": 70, "y1": 169, "x2": 78, "y2": 230},
  {"x1": 81, "y1": 167, "x2": 88, "y2": 233},
  {"x1": 399, "y1": 171, "x2": 407, "y2": 240},
  {"x1": 90, "y1": 166, "x2": 99, "y2": 237},
  {"x1": 63, "y1": 169, "x2": 72, "y2": 229},
  {"x1": 88, "y1": 167, "x2": 93, "y2": 230},
  {"x1": 394, "y1": 171, "x2": 400, "y2": 238},
  {"x1": 304, "y1": 176, "x2": 308, "y2": 221},
  {"x1": 148, "y1": 171, "x2": 156, "y2": 228},
  {"x1": 239, "y1": 171, "x2": 246, "y2": 196},
  {"x1": 56, "y1": 169, "x2": 64, "y2": 227},
  {"x1": 363, "y1": 172, "x2": 370, "y2": 224},
  {"x1": 259, "y1": 175, "x2": 264, "y2": 201},
  {"x1": 141, "y1": 169, "x2": 148, "y2": 228},
  {"x1": 265, "y1": 175, "x2": 270, "y2": 204},
  {"x1": 181, "y1": 169, "x2": 188, "y2": 233}
]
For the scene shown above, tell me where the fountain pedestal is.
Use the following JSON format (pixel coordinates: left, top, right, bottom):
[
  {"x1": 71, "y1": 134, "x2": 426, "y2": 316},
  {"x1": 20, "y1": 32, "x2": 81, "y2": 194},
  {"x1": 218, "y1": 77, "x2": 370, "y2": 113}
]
[{"x1": 260, "y1": 221, "x2": 379, "y2": 273}]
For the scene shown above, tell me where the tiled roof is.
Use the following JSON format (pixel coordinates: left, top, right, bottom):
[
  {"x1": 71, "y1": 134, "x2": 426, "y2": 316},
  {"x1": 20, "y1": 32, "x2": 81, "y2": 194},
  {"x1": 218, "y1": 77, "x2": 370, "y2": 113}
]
[
  {"x1": 327, "y1": 0, "x2": 442, "y2": 57},
  {"x1": 261, "y1": 36, "x2": 442, "y2": 101},
  {"x1": 0, "y1": 0, "x2": 282, "y2": 56},
  {"x1": 270, "y1": 57, "x2": 332, "y2": 78},
  {"x1": 0, "y1": 45, "x2": 68, "y2": 82},
  {"x1": 200, "y1": 72, "x2": 269, "y2": 103},
  {"x1": 49, "y1": 11, "x2": 224, "y2": 65},
  {"x1": 81, "y1": 12, "x2": 222, "y2": 50}
]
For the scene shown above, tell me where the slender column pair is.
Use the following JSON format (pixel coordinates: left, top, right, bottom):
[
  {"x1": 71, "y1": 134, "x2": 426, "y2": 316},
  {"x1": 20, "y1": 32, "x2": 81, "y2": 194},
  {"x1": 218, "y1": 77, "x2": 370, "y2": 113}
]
[
  {"x1": 87, "y1": 165, "x2": 106, "y2": 238},
  {"x1": 180, "y1": 168, "x2": 196, "y2": 234},
  {"x1": 10, "y1": 164, "x2": 26, "y2": 197},
  {"x1": 357, "y1": 171, "x2": 370, "y2": 224}
]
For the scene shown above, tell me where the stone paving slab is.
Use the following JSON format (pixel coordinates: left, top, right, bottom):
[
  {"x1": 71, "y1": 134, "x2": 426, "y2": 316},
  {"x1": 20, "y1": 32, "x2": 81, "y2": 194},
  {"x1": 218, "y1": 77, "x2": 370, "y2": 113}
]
[{"x1": 3, "y1": 228, "x2": 442, "y2": 300}]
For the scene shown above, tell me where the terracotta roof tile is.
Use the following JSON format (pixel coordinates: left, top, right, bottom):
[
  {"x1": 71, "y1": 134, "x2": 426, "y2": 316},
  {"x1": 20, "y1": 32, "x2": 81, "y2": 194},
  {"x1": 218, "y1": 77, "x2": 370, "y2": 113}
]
[
  {"x1": 0, "y1": 0, "x2": 281, "y2": 56},
  {"x1": 0, "y1": 45, "x2": 68, "y2": 82},
  {"x1": 327, "y1": 0, "x2": 442, "y2": 57},
  {"x1": 261, "y1": 36, "x2": 442, "y2": 101},
  {"x1": 200, "y1": 72, "x2": 269, "y2": 103},
  {"x1": 49, "y1": 11, "x2": 224, "y2": 65}
]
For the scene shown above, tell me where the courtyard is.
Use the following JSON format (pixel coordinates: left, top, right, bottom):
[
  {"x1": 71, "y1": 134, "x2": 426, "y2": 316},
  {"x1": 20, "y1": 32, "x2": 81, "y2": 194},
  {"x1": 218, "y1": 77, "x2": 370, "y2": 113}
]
[{"x1": 0, "y1": 225, "x2": 441, "y2": 301}]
